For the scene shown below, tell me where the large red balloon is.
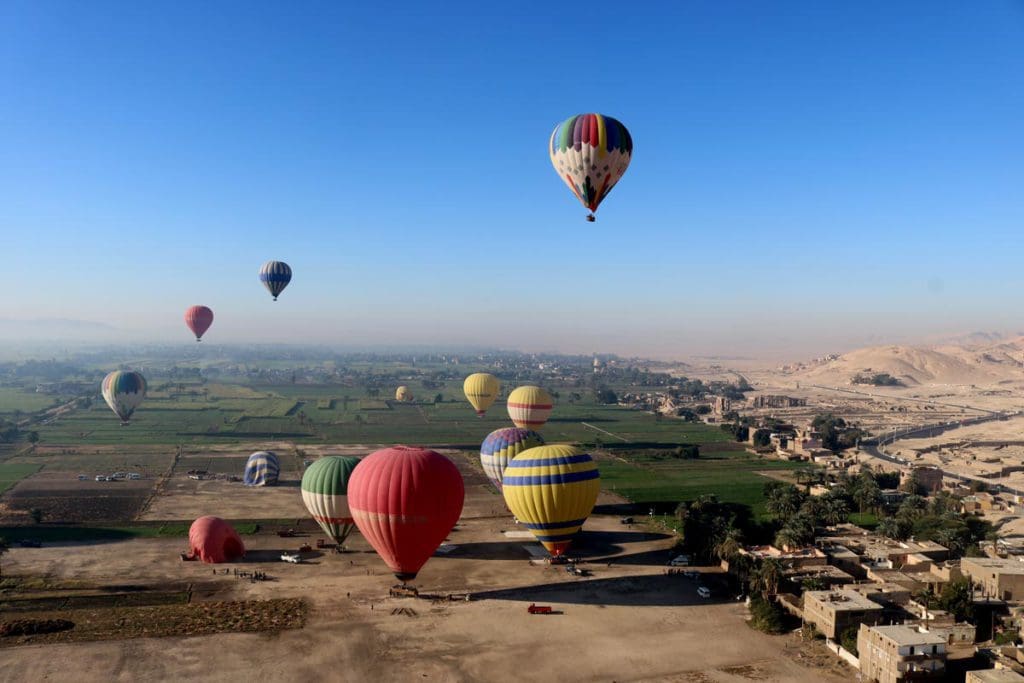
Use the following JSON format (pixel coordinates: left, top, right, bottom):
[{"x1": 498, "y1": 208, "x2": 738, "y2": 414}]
[
  {"x1": 184, "y1": 305, "x2": 214, "y2": 341},
  {"x1": 188, "y1": 516, "x2": 245, "y2": 563},
  {"x1": 348, "y1": 446, "x2": 464, "y2": 581}
]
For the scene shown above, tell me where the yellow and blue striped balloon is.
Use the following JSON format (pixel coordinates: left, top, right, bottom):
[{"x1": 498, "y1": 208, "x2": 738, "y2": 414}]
[{"x1": 502, "y1": 444, "x2": 600, "y2": 557}]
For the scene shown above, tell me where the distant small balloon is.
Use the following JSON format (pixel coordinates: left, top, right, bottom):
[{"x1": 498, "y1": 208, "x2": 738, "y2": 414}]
[
  {"x1": 184, "y1": 305, "x2": 214, "y2": 341},
  {"x1": 463, "y1": 373, "x2": 500, "y2": 417},
  {"x1": 101, "y1": 371, "x2": 147, "y2": 425},
  {"x1": 259, "y1": 261, "x2": 292, "y2": 301}
]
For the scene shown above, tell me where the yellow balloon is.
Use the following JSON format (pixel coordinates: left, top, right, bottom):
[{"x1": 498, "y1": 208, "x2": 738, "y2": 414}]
[
  {"x1": 463, "y1": 373, "x2": 500, "y2": 417},
  {"x1": 502, "y1": 444, "x2": 600, "y2": 557},
  {"x1": 395, "y1": 386, "x2": 413, "y2": 402},
  {"x1": 507, "y1": 385, "x2": 553, "y2": 429}
]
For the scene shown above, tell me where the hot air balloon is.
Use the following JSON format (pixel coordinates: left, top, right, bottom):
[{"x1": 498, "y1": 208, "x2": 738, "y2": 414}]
[
  {"x1": 301, "y1": 456, "x2": 360, "y2": 547},
  {"x1": 549, "y1": 113, "x2": 632, "y2": 221},
  {"x1": 101, "y1": 371, "x2": 147, "y2": 425},
  {"x1": 349, "y1": 446, "x2": 464, "y2": 582},
  {"x1": 507, "y1": 385, "x2": 553, "y2": 430},
  {"x1": 184, "y1": 305, "x2": 214, "y2": 341},
  {"x1": 502, "y1": 444, "x2": 600, "y2": 557},
  {"x1": 395, "y1": 386, "x2": 413, "y2": 402},
  {"x1": 480, "y1": 427, "x2": 545, "y2": 492},
  {"x1": 259, "y1": 260, "x2": 292, "y2": 301},
  {"x1": 463, "y1": 373, "x2": 500, "y2": 417},
  {"x1": 187, "y1": 516, "x2": 245, "y2": 563},
  {"x1": 243, "y1": 451, "x2": 280, "y2": 486}
]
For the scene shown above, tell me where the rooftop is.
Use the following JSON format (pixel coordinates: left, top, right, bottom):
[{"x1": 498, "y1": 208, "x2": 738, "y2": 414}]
[
  {"x1": 867, "y1": 624, "x2": 946, "y2": 647},
  {"x1": 963, "y1": 557, "x2": 1024, "y2": 575},
  {"x1": 804, "y1": 589, "x2": 883, "y2": 611},
  {"x1": 967, "y1": 670, "x2": 1024, "y2": 682}
]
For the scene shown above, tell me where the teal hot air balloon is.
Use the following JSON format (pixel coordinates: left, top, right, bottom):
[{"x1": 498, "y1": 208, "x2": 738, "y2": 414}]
[
  {"x1": 101, "y1": 371, "x2": 147, "y2": 425},
  {"x1": 301, "y1": 456, "x2": 360, "y2": 547}
]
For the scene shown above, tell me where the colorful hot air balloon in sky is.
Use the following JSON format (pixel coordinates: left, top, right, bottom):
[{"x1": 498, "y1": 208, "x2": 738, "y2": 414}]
[
  {"x1": 301, "y1": 456, "x2": 360, "y2": 547},
  {"x1": 184, "y1": 305, "x2": 214, "y2": 341},
  {"x1": 502, "y1": 444, "x2": 600, "y2": 557},
  {"x1": 349, "y1": 446, "x2": 464, "y2": 582},
  {"x1": 480, "y1": 427, "x2": 545, "y2": 492},
  {"x1": 187, "y1": 516, "x2": 245, "y2": 563},
  {"x1": 395, "y1": 386, "x2": 413, "y2": 402},
  {"x1": 507, "y1": 385, "x2": 553, "y2": 430},
  {"x1": 259, "y1": 260, "x2": 292, "y2": 301},
  {"x1": 549, "y1": 113, "x2": 632, "y2": 221},
  {"x1": 243, "y1": 451, "x2": 280, "y2": 486},
  {"x1": 101, "y1": 371, "x2": 147, "y2": 425},
  {"x1": 463, "y1": 373, "x2": 500, "y2": 417}
]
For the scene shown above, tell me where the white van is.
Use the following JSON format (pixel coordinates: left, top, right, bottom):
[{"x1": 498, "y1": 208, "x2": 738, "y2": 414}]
[
  {"x1": 697, "y1": 586, "x2": 711, "y2": 599},
  {"x1": 667, "y1": 554, "x2": 691, "y2": 567}
]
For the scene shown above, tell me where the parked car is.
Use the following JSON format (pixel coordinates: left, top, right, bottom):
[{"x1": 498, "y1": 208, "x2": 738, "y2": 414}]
[
  {"x1": 697, "y1": 586, "x2": 711, "y2": 599},
  {"x1": 667, "y1": 554, "x2": 691, "y2": 567},
  {"x1": 280, "y1": 553, "x2": 301, "y2": 563},
  {"x1": 620, "y1": 517, "x2": 634, "y2": 524},
  {"x1": 77, "y1": 475, "x2": 88, "y2": 481},
  {"x1": 683, "y1": 571, "x2": 699, "y2": 580},
  {"x1": 95, "y1": 475, "x2": 106, "y2": 482}
]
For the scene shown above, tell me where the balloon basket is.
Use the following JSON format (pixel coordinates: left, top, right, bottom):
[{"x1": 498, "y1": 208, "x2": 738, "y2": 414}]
[{"x1": 586, "y1": 214, "x2": 595, "y2": 222}]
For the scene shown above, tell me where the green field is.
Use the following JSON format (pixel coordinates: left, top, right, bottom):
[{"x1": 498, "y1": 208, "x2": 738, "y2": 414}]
[
  {"x1": 0, "y1": 463, "x2": 43, "y2": 494},
  {"x1": 598, "y1": 447, "x2": 805, "y2": 518},
  {"x1": 0, "y1": 387, "x2": 57, "y2": 414}
]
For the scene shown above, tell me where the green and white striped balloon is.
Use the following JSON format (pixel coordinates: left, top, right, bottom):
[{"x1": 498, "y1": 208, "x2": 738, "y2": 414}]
[{"x1": 301, "y1": 456, "x2": 360, "y2": 546}]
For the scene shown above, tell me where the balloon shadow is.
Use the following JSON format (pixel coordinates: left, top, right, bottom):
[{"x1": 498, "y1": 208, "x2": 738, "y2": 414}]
[{"x1": 471, "y1": 573, "x2": 733, "y2": 607}]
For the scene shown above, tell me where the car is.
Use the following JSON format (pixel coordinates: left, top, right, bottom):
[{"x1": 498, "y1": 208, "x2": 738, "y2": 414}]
[
  {"x1": 683, "y1": 571, "x2": 699, "y2": 580},
  {"x1": 697, "y1": 586, "x2": 711, "y2": 599},
  {"x1": 77, "y1": 475, "x2": 87, "y2": 481},
  {"x1": 667, "y1": 554, "x2": 691, "y2": 567},
  {"x1": 280, "y1": 553, "x2": 301, "y2": 563},
  {"x1": 95, "y1": 475, "x2": 106, "y2": 482},
  {"x1": 620, "y1": 517, "x2": 634, "y2": 524},
  {"x1": 127, "y1": 473, "x2": 141, "y2": 480}
]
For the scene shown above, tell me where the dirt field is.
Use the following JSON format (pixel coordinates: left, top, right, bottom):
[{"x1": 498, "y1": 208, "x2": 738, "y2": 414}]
[{"x1": 1, "y1": 452, "x2": 849, "y2": 683}]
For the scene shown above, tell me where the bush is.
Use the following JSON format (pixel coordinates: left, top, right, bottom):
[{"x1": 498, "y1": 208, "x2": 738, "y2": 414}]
[
  {"x1": 747, "y1": 593, "x2": 786, "y2": 634},
  {"x1": 840, "y1": 625, "x2": 859, "y2": 655}
]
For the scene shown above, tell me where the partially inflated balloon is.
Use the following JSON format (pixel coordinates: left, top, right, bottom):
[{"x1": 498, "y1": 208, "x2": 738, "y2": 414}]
[
  {"x1": 507, "y1": 385, "x2": 553, "y2": 430},
  {"x1": 301, "y1": 456, "x2": 360, "y2": 547},
  {"x1": 549, "y1": 113, "x2": 632, "y2": 221},
  {"x1": 395, "y1": 386, "x2": 413, "y2": 402},
  {"x1": 463, "y1": 373, "x2": 500, "y2": 417},
  {"x1": 101, "y1": 371, "x2": 147, "y2": 425},
  {"x1": 184, "y1": 305, "x2": 214, "y2": 341},
  {"x1": 259, "y1": 261, "x2": 292, "y2": 301},
  {"x1": 480, "y1": 427, "x2": 545, "y2": 492},
  {"x1": 349, "y1": 446, "x2": 464, "y2": 581},
  {"x1": 502, "y1": 444, "x2": 600, "y2": 557}
]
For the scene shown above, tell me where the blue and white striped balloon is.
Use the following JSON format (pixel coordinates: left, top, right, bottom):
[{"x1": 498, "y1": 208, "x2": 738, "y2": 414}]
[
  {"x1": 243, "y1": 451, "x2": 280, "y2": 486},
  {"x1": 259, "y1": 261, "x2": 292, "y2": 301}
]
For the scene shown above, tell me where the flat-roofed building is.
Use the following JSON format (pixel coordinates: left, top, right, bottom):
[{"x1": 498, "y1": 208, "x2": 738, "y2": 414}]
[
  {"x1": 857, "y1": 624, "x2": 947, "y2": 683},
  {"x1": 966, "y1": 670, "x2": 1024, "y2": 683},
  {"x1": 962, "y1": 558, "x2": 1024, "y2": 601},
  {"x1": 803, "y1": 589, "x2": 883, "y2": 640}
]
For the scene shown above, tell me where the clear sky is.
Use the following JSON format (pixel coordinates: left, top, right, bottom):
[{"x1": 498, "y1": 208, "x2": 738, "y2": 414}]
[{"x1": 2, "y1": 2, "x2": 1023, "y2": 359}]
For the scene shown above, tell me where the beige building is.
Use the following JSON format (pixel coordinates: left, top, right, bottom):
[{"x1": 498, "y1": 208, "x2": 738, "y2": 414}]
[
  {"x1": 857, "y1": 624, "x2": 947, "y2": 683},
  {"x1": 962, "y1": 558, "x2": 1024, "y2": 601},
  {"x1": 966, "y1": 670, "x2": 1024, "y2": 683},
  {"x1": 803, "y1": 589, "x2": 883, "y2": 640},
  {"x1": 902, "y1": 465, "x2": 944, "y2": 494}
]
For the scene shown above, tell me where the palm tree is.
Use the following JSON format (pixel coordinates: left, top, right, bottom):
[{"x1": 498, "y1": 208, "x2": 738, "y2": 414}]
[
  {"x1": 877, "y1": 517, "x2": 901, "y2": 540},
  {"x1": 715, "y1": 527, "x2": 744, "y2": 562},
  {"x1": 774, "y1": 526, "x2": 803, "y2": 552},
  {"x1": 751, "y1": 558, "x2": 783, "y2": 597},
  {"x1": 823, "y1": 497, "x2": 849, "y2": 526}
]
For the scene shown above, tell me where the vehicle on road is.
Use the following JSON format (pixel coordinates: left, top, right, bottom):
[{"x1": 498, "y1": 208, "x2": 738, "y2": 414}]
[
  {"x1": 620, "y1": 517, "x2": 634, "y2": 524},
  {"x1": 697, "y1": 586, "x2": 711, "y2": 599},
  {"x1": 683, "y1": 570, "x2": 699, "y2": 580},
  {"x1": 668, "y1": 554, "x2": 691, "y2": 566},
  {"x1": 280, "y1": 553, "x2": 301, "y2": 563},
  {"x1": 527, "y1": 604, "x2": 553, "y2": 614},
  {"x1": 95, "y1": 475, "x2": 105, "y2": 482}
]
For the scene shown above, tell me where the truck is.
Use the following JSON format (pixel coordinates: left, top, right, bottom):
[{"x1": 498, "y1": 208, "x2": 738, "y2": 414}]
[{"x1": 527, "y1": 604, "x2": 553, "y2": 614}]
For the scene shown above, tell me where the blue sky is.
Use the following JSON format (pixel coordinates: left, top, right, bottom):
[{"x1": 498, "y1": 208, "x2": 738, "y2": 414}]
[{"x1": 2, "y1": 2, "x2": 1023, "y2": 358}]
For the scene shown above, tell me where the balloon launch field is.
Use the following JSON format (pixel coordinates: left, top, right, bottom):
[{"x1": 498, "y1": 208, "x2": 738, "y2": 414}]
[{"x1": 1, "y1": 451, "x2": 845, "y2": 682}]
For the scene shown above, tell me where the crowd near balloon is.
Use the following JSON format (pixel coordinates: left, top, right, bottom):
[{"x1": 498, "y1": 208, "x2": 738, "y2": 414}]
[{"x1": 98, "y1": 113, "x2": 626, "y2": 580}]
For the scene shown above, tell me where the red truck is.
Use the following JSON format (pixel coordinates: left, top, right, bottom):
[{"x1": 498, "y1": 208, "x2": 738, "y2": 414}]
[{"x1": 527, "y1": 604, "x2": 553, "y2": 615}]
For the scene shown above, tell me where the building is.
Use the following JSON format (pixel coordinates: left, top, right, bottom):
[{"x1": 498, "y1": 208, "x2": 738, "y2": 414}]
[
  {"x1": 750, "y1": 394, "x2": 807, "y2": 409},
  {"x1": 857, "y1": 624, "x2": 947, "y2": 683},
  {"x1": 961, "y1": 558, "x2": 1024, "y2": 601},
  {"x1": 712, "y1": 396, "x2": 731, "y2": 416},
  {"x1": 803, "y1": 589, "x2": 883, "y2": 640},
  {"x1": 966, "y1": 670, "x2": 1024, "y2": 683},
  {"x1": 902, "y1": 465, "x2": 944, "y2": 494}
]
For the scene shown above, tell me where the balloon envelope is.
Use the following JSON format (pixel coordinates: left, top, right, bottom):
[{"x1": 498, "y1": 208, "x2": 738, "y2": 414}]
[
  {"x1": 395, "y1": 386, "x2": 413, "y2": 402},
  {"x1": 188, "y1": 516, "x2": 245, "y2": 563},
  {"x1": 101, "y1": 371, "x2": 146, "y2": 424},
  {"x1": 301, "y1": 456, "x2": 360, "y2": 546},
  {"x1": 243, "y1": 451, "x2": 280, "y2": 486},
  {"x1": 348, "y1": 446, "x2": 464, "y2": 581},
  {"x1": 502, "y1": 444, "x2": 600, "y2": 557},
  {"x1": 507, "y1": 385, "x2": 553, "y2": 430},
  {"x1": 463, "y1": 373, "x2": 500, "y2": 416},
  {"x1": 184, "y1": 305, "x2": 214, "y2": 341},
  {"x1": 480, "y1": 427, "x2": 545, "y2": 492},
  {"x1": 549, "y1": 113, "x2": 632, "y2": 219},
  {"x1": 259, "y1": 261, "x2": 292, "y2": 300}
]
